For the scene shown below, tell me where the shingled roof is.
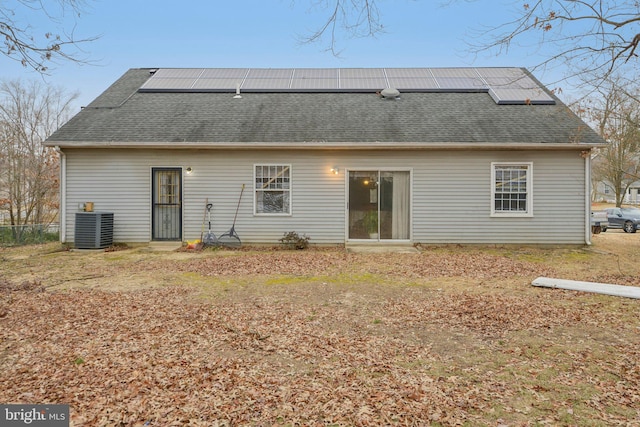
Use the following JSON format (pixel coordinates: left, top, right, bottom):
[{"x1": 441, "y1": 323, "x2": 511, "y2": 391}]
[{"x1": 45, "y1": 67, "x2": 605, "y2": 148}]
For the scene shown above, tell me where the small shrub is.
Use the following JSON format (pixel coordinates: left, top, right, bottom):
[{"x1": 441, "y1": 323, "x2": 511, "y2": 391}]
[{"x1": 279, "y1": 231, "x2": 310, "y2": 250}]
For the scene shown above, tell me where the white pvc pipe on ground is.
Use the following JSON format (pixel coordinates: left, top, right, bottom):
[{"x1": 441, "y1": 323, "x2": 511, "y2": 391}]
[{"x1": 532, "y1": 277, "x2": 640, "y2": 299}]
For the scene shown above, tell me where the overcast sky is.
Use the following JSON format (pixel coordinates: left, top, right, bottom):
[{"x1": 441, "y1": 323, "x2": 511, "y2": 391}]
[{"x1": 2, "y1": 1, "x2": 572, "y2": 110}]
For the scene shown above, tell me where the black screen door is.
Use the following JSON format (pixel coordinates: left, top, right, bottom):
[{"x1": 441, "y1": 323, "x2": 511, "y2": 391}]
[{"x1": 152, "y1": 168, "x2": 182, "y2": 241}]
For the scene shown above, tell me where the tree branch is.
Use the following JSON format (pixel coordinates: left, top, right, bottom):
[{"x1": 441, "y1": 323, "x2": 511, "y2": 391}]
[
  {"x1": 468, "y1": 0, "x2": 640, "y2": 89},
  {"x1": 296, "y1": 0, "x2": 383, "y2": 56},
  {"x1": 1, "y1": 0, "x2": 98, "y2": 74}
]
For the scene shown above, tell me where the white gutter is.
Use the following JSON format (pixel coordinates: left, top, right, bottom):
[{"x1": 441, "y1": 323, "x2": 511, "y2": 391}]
[
  {"x1": 532, "y1": 277, "x2": 640, "y2": 299},
  {"x1": 585, "y1": 152, "x2": 592, "y2": 245},
  {"x1": 54, "y1": 146, "x2": 66, "y2": 243}
]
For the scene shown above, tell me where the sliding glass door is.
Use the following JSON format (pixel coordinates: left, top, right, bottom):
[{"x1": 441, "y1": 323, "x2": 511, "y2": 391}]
[{"x1": 348, "y1": 170, "x2": 410, "y2": 241}]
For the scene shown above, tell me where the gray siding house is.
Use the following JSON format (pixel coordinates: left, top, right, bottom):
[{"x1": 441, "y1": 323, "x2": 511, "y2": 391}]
[{"x1": 45, "y1": 67, "x2": 605, "y2": 246}]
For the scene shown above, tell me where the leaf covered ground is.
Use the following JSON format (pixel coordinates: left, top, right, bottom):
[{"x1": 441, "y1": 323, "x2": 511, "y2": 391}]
[{"x1": 1, "y1": 233, "x2": 639, "y2": 426}]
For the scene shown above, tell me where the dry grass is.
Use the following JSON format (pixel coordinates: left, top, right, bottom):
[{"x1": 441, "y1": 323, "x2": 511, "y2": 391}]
[{"x1": 0, "y1": 233, "x2": 639, "y2": 426}]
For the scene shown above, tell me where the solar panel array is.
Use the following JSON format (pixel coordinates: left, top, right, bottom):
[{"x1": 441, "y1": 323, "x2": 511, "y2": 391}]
[{"x1": 138, "y1": 67, "x2": 555, "y2": 105}]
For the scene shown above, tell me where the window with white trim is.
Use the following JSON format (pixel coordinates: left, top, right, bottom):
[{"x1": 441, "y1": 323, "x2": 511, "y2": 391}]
[
  {"x1": 491, "y1": 162, "x2": 532, "y2": 216},
  {"x1": 254, "y1": 165, "x2": 291, "y2": 215}
]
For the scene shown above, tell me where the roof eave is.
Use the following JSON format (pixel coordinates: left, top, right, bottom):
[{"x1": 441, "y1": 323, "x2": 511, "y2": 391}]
[{"x1": 45, "y1": 141, "x2": 607, "y2": 150}]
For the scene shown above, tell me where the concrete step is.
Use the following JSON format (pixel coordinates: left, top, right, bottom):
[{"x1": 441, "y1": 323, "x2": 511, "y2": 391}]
[{"x1": 345, "y1": 243, "x2": 418, "y2": 253}]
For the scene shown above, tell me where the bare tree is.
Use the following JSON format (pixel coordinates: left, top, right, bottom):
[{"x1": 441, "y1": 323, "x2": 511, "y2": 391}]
[
  {"x1": 585, "y1": 79, "x2": 640, "y2": 206},
  {"x1": 0, "y1": 79, "x2": 77, "y2": 240},
  {"x1": 1, "y1": 0, "x2": 97, "y2": 73}
]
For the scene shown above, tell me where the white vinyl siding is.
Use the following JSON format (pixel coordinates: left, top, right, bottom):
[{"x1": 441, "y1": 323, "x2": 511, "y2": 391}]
[
  {"x1": 413, "y1": 151, "x2": 584, "y2": 244},
  {"x1": 62, "y1": 148, "x2": 587, "y2": 245}
]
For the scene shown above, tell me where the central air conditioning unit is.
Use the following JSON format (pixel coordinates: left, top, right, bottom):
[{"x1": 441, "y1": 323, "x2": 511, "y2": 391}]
[{"x1": 74, "y1": 212, "x2": 114, "y2": 249}]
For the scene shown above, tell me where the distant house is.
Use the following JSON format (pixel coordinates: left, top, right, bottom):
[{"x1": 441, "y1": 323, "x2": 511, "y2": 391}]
[
  {"x1": 593, "y1": 181, "x2": 640, "y2": 205},
  {"x1": 45, "y1": 67, "x2": 605, "y2": 246}
]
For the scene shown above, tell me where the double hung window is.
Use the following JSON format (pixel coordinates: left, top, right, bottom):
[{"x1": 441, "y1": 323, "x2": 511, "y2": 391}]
[
  {"x1": 254, "y1": 165, "x2": 291, "y2": 215},
  {"x1": 491, "y1": 162, "x2": 532, "y2": 216}
]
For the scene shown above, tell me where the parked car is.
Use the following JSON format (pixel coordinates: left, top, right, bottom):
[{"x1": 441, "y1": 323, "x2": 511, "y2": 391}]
[
  {"x1": 590, "y1": 210, "x2": 609, "y2": 234},
  {"x1": 605, "y1": 207, "x2": 640, "y2": 233}
]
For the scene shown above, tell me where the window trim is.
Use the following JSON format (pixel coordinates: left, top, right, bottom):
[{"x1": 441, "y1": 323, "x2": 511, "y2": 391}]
[
  {"x1": 253, "y1": 164, "x2": 292, "y2": 216},
  {"x1": 490, "y1": 162, "x2": 533, "y2": 217}
]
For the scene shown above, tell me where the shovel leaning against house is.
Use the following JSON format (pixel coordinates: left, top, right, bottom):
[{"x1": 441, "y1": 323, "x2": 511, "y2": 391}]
[{"x1": 203, "y1": 202, "x2": 218, "y2": 247}]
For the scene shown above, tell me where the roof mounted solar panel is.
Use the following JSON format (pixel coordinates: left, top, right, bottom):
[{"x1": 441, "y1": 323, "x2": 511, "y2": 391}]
[
  {"x1": 200, "y1": 68, "x2": 249, "y2": 79},
  {"x1": 139, "y1": 68, "x2": 203, "y2": 91},
  {"x1": 384, "y1": 68, "x2": 434, "y2": 78},
  {"x1": 140, "y1": 78, "x2": 196, "y2": 90},
  {"x1": 387, "y1": 77, "x2": 439, "y2": 90},
  {"x1": 247, "y1": 68, "x2": 294, "y2": 79},
  {"x1": 291, "y1": 78, "x2": 339, "y2": 90},
  {"x1": 436, "y1": 77, "x2": 486, "y2": 90},
  {"x1": 339, "y1": 68, "x2": 386, "y2": 78},
  {"x1": 293, "y1": 68, "x2": 339, "y2": 79},
  {"x1": 430, "y1": 68, "x2": 479, "y2": 77},
  {"x1": 137, "y1": 67, "x2": 556, "y2": 104},
  {"x1": 484, "y1": 77, "x2": 536, "y2": 89},
  {"x1": 489, "y1": 88, "x2": 555, "y2": 105},
  {"x1": 191, "y1": 79, "x2": 240, "y2": 90},
  {"x1": 475, "y1": 67, "x2": 524, "y2": 79},
  {"x1": 152, "y1": 68, "x2": 204, "y2": 78},
  {"x1": 477, "y1": 68, "x2": 555, "y2": 104},
  {"x1": 241, "y1": 78, "x2": 292, "y2": 90},
  {"x1": 339, "y1": 77, "x2": 387, "y2": 89}
]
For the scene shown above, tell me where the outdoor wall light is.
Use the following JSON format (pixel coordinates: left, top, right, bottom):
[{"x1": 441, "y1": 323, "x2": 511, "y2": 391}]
[
  {"x1": 331, "y1": 166, "x2": 339, "y2": 175},
  {"x1": 186, "y1": 167, "x2": 193, "y2": 175}
]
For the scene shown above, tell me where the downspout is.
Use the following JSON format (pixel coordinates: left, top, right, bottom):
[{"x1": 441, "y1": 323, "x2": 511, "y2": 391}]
[
  {"x1": 585, "y1": 151, "x2": 592, "y2": 246},
  {"x1": 54, "y1": 146, "x2": 66, "y2": 243}
]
